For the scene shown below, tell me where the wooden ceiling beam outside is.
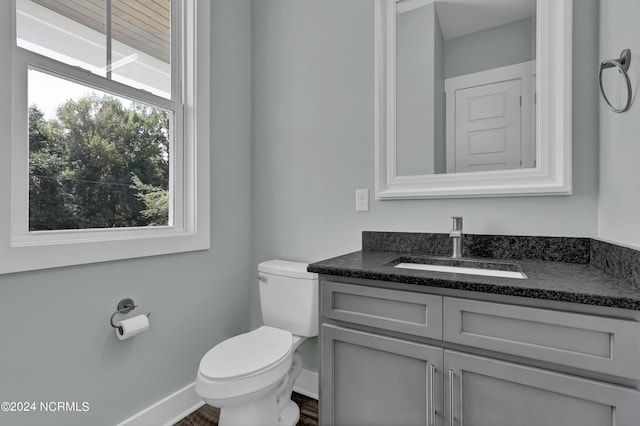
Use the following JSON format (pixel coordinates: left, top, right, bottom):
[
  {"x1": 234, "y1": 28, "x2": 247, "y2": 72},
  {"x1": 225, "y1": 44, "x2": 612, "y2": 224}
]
[{"x1": 30, "y1": 0, "x2": 170, "y2": 63}]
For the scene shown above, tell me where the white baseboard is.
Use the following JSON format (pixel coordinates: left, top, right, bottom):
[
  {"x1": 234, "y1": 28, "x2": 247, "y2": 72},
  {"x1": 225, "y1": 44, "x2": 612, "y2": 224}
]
[
  {"x1": 115, "y1": 382, "x2": 204, "y2": 426},
  {"x1": 293, "y1": 368, "x2": 319, "y2": 400},
  {"x1": 116, "y1": 369, "x2": 318, "y2": 426}
]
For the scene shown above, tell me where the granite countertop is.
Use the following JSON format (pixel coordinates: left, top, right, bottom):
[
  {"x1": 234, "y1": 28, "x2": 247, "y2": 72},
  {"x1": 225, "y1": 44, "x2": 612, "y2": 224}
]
[{"x1": 307, "y1": 232, "x2": 640, "y2": 311}]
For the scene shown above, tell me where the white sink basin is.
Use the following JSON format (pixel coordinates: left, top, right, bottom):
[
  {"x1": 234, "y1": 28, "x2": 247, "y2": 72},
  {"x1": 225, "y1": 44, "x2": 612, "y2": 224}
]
[{"x1": 394, "y1": 262, "x2": 527, "y2": 279}]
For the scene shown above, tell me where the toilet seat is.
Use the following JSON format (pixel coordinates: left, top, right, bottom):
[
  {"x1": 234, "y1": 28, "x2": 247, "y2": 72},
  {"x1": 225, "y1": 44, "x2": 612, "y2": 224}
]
[
  {"x1": 196, "y1": 326, "x2": 296, "y2": 401},
  {"x1": 199, "y1": 326, "x2": 293, "y2": 380}
]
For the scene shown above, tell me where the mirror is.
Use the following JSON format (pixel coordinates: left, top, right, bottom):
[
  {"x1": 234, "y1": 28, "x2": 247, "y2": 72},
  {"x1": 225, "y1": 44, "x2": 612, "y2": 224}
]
[
  {"x1": 375, "y1": 0, "x2": 572, "y2": 199},
  {"x1": 397, "y1": 0, "x2": 536, "y2": 176}
]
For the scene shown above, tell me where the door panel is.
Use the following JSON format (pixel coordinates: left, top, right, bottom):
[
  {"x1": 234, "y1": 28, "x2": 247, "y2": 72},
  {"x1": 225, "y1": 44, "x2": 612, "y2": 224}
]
[
  {"x1": 444, "y1": 350, "x2": 640, "y2": 426},
  {"x1": 321, "y1": 324, "x2": 444, "y2": 426}
]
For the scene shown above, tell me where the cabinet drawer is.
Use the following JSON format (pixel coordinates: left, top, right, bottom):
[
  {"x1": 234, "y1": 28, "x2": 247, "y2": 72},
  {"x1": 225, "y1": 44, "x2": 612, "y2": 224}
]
[
  {"x1": 321, "y1": 281, "x2": 442, "y2": 339},
  {"x1": 443, "y1": 297, "x2": 640, "y2": 378}
]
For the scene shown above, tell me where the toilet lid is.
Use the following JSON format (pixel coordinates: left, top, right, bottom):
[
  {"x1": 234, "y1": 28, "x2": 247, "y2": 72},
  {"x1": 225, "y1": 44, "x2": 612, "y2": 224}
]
[{"x1": 199, "y1": 326, "x2": 293, "y2": 380}]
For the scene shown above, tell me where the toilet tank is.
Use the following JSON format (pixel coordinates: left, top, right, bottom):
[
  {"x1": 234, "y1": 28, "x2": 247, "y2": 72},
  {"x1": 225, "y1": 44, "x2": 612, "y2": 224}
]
[{"x1": 258, "y1": 260, "x2": 318, "y2": 337}]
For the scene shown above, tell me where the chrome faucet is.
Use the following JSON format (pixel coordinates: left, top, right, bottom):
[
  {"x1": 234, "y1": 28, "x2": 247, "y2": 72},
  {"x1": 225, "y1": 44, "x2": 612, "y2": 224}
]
[{"x1": 450, "y1": 216, "x2": 463, "y2": 258}]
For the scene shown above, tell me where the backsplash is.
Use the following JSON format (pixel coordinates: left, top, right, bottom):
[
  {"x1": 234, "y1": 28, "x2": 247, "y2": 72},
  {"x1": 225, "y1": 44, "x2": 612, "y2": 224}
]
[
  {"x1": 362, "y1": 232, "x2": 591, "y2": 264},
  {"x1": 591, "y1": 239, "x2": 640, "y2": 289}
]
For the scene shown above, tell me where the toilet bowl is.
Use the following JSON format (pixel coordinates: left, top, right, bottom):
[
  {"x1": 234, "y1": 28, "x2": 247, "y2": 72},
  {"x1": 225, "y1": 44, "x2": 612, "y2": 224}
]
[{"x1": 195, "y1": 260, "x2": 318, "y2": 426}]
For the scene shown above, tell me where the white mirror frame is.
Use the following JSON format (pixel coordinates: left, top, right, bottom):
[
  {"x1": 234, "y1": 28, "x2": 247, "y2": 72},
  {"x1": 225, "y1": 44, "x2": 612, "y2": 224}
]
[{"x1": 375, "y1": 0, "x2": 573, "y2": 199}]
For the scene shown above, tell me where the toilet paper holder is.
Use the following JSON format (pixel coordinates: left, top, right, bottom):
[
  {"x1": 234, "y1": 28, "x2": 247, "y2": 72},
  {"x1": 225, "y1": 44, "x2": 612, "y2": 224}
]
[{"x1": 109, "y1": 298, "x2": 151, "y2": 331}]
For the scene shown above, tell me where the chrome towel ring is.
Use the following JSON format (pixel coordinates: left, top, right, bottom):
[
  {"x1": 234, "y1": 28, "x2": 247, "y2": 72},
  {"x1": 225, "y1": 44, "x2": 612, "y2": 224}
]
[{"x1": 599, "y1": 49, "x2": 633, "y2": 113}]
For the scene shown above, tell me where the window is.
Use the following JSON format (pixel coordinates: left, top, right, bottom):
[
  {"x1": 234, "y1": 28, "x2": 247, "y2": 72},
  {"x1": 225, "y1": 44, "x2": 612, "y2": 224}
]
[
  {"x1": 0, "y1": 0, "x2": 210, "y2": 273},
  {"x1": 28, "y1": 69, "x2": 173, "y2": 231}
]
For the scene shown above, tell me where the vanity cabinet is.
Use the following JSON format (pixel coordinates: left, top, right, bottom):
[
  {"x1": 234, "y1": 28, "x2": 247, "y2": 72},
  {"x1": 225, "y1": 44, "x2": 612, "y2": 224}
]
[{"x1": 320, "y1": 280, "x2": 640, "y2": 426}]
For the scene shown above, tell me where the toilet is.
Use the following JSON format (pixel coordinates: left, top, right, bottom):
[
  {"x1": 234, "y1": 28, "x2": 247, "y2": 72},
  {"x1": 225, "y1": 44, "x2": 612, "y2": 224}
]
[{"x1": 195, "y1": 260, "x2": 318, "y2": 426}]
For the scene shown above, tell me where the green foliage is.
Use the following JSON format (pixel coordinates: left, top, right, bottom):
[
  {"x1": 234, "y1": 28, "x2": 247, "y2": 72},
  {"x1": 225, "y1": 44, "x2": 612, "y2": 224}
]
[
  {"x1": 130, "y1": 175, "x2": 169, "y2": 226},
  {"x1": 28, "y1": 95, "x2": 170, "y2": 231}
]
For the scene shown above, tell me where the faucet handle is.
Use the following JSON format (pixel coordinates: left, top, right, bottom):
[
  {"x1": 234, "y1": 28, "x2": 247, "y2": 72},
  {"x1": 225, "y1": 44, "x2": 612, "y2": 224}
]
[{"x1": 451, "y1": 216, "x2": 463, "y2": 231}]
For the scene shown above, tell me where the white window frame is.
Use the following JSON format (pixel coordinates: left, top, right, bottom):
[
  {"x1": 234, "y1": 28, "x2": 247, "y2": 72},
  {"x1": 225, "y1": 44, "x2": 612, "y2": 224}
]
[{"x1": 0, "y1": 0, "x2": 210, "y2": 274}]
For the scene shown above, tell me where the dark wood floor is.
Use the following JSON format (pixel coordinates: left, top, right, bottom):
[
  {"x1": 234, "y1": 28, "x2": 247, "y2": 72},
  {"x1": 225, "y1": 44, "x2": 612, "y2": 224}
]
[{"x1": 174, "y1": 392, "x2": 318, "y2": 426}]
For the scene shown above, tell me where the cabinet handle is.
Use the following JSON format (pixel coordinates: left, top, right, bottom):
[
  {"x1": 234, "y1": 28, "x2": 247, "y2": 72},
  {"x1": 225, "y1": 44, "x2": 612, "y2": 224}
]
[
  {"x1": 429, "y1": 364, "x2": 435, "y2": 426},
  {"x1": 449, "y1": 369, "x2": 455, "y2": 426}
]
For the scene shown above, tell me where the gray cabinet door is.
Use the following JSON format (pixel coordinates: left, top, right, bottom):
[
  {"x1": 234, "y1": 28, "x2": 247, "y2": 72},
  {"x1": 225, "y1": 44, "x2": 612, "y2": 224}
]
[
  {"x1": 321, "y1": 324, "x2": 444, "y2": 426},
  {"x1": 444, "y1": 350, "x2": 640, "y2": 426}
]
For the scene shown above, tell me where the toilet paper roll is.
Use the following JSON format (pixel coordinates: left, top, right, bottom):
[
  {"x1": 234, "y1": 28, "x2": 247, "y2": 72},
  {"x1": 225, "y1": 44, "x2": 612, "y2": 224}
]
[{"x1": 115, "y1": 314, "x2": 149, "y2": 341}]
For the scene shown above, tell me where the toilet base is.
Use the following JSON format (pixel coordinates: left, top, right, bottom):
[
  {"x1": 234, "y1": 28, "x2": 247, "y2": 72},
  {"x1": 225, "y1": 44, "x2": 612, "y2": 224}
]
[
  {"x1": 213, "y1": 350, "x2": 304, "y2": 426},
  {"x1": 215, "y1": 383, "x2": 302, "y2": 426},
  {"x1": 278, "y1": 400, "x2": 300, "y2": 426},
  {"x1": 218, "y1": 389, "x2": 279, "y2": 426}
]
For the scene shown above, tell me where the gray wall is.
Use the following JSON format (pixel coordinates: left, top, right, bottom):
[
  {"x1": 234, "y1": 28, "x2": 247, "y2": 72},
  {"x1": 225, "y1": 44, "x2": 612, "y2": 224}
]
[
  {"x1": 396, "y1": 3, "x2": 437, "y2": 176},
  {"x1": 251, "y1": 0, "x2": 599, "y2": 371},
  {"x1": 434, "y1": 10, "x2": 446, "y2": 174},
  {"x1": 598, "y1": 0, "x2": 640, "y2": 248},
  {"x1": 0, "y1": 1, "x2": 253, "y2": 425},
  {"x1": 445, "y1": 17, "x2": 536, "y2": 78}
]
